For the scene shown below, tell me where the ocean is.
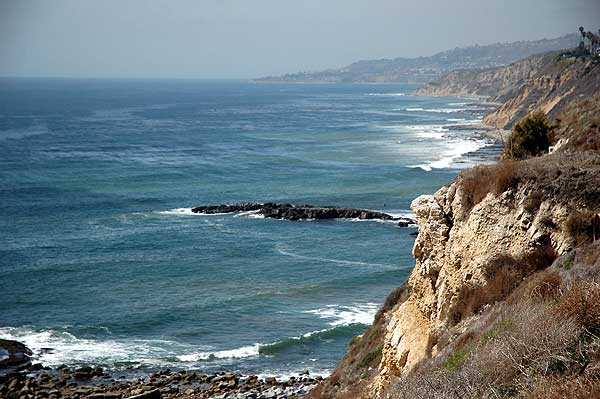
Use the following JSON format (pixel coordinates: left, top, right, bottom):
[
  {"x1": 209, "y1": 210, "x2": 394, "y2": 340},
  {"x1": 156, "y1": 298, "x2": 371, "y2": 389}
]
[{"x1": 0, "y1": 78, "x2": 499, "y2": 378}]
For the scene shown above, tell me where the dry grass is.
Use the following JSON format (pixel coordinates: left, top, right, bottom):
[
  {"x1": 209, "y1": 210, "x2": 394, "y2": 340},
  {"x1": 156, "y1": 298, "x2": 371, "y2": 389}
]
[
  {"x1": 375, "y1": 282, "x2": 410, "y2": 322},
  {"x1": 458, "y1": 151, "x2": 600, "y2": 216},
  {"x1": 448, "y1": 246, "x2": 557, "y2": 325},
  {"x1": 554, "y1": 92, "x2": 600, "y2": 152},
  {"x1": 566, "y1": 210, "x2": 599, "y2": 245},
  {"x1": 555, "y1": 281, "x2": 600, "y2": 332},
  {"x1": 523, "y1": 270, "x2": 562, "y2": 301},
  {"x1": 387, "y1": 243, "x2": 600, "y2": 399},
  {"x1": 460, "y1": 161, "x2": 521, "y2": 213},
  {"x1": 526, "y1": 376, "x2": 600, "y2": 399}
]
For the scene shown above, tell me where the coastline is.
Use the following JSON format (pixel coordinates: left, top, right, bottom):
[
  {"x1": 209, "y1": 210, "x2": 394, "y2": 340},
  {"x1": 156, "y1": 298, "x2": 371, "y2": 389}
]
[
  {"x1": 0, "y1": 82, "x2": 507, "y2": 399},
  {"x1": 1, "y1": 366, "x2": 322, "y2": 399}
]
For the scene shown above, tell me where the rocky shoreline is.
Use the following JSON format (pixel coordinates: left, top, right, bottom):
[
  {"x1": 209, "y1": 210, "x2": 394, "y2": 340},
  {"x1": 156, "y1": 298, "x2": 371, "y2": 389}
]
[
  {"x1": 1, "y1": 339, "x2": 320, "y2": 399},
  {"x1": 2, "y1": 369, "x2": 321, "y2": 399},
  {"x1": 191, "y1": 203, "x2": 416, "y2": 227}
]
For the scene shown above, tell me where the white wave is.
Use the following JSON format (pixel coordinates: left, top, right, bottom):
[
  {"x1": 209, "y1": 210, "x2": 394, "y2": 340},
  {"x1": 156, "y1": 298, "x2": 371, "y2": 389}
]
[
  {"x1": 404, "y1": 124, "x2": 448, "y2": 140},
  {"x1": 256, "y1": 368, "x2": 331, "y2": 380},
  {"x1": 446, "y1": 118, "x2": 483, "y2": 124},
  {"x1": 233, "y1": 210, "x2": 264, "y2": 219},
  {"x1": 404, "y1": 107, "x2": 468, "y2": 114},
  {"x1": 383, "y1": 210, "x2": 416, "y2": 220},
  {"x1": 246, "y1": 213, "x2": 265, "y2": 219},
  {"x1": 158, "y1": 208, "x2": 196, "y2": 216},
  {"x1": 233, "y1": 210, "x2": 259, "y2": 216},
  {"x1": 0, "y1": 326, "x2": 185, "y2": 368},
  {"x1": 410, "y1": 137, "x2": 492, "y2": 171},
  {"x1": 177, "y1": 345, "x2": 260, "y2": 362},
  {"x1": 275, "y1": 246, "x2": 401, "y2": 269},
  {"x1": 158, "y1": 208, "x2": 230, "y2": 216},
  {"x1": 405, "y1": 124, "x2": 448, "y2": 132},
  {"x1": 366, "y1": 93, "x2": 405, "y2": 97},
  {"x1": 429, "y1": 108, "x2": 468, "y2": 114},
  {"x1": 304, "y1": 303, "x2": 379, "y2": 327}
]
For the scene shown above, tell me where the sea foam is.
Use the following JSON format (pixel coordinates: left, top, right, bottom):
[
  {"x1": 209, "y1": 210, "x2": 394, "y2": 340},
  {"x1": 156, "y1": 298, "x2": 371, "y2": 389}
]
[
  {"x1": 366, "y1": 93, "x2": 405, "y2": 97},
  {"x1": 304, "y1": 303, "x2": 379, "y2": 327}
]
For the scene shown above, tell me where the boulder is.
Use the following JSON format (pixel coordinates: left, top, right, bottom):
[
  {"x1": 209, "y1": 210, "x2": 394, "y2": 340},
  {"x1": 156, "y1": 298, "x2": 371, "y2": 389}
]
[
  {"x1": 0, "y1": 339, "x2": 32, "y2": 375},
  {"x1": 126, "y1": 388, "x2": 161, "y2": 399}
]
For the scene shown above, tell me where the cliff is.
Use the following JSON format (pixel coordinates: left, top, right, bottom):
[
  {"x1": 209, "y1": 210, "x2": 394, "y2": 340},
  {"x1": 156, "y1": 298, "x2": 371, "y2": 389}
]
[
  {"x1": 310, "y1": 79, "x2": 600, "y2": 399},
  {"x1": 255, "y1": 34, "x2": 578, "y2": 84},
  {"x1": 417, "y1": 49, "x2": 600, "y2": 129}
]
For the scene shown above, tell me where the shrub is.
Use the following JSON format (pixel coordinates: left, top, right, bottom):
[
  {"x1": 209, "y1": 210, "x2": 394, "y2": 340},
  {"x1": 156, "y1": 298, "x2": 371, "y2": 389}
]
[
  {"x1": 358, "y1": 345, "x2": 383, "y2": 368},
  {"x1": 443, "y1": 350, "x2": 468, "y2": 372},
  {"x1": 566, "y1": 210, "x2": 598, "y2": 244},
  {"x1": 348, "y1": 335, "x2": 361, "y2": 348},
  {"x1": 503, "y1": 112, "x2": 552, "y2": 159},
  {"x1": 525, "y1": 271, "x2": 562, "y2": 301},
  {"x1": 555, "y1": 282, "x2": 600, "y2": 331}
]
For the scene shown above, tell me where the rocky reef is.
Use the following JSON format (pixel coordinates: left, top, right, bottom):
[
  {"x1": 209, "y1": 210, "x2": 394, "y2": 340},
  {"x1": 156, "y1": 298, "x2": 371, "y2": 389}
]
[{"x1": 191, "y1": 203, "x2": 416, "y2": 226}]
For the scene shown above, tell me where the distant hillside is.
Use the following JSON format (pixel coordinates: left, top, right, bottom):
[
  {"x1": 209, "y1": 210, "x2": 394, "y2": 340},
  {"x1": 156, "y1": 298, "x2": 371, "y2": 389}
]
[
  {"x1": 417, "y1": 48, "x2": 600, "y2": 128},
  {"x1": 255, "y1": 34, "x2": 578, "y2": 84}
]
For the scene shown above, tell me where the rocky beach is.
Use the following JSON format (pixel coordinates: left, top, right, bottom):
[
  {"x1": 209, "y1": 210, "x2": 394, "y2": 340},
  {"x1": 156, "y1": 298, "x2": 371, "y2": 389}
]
[{"x1": 0, "y1": 338, "x2": 321, "y2": 399}]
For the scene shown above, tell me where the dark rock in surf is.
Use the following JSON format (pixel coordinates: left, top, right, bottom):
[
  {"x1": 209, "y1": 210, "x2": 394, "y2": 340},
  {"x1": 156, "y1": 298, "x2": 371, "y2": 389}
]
[
  {"x1": 0, "y1": 339, "x2": 32, "y2": 377},
  {"x1": 191, "y1": 203, "x2": 263, "y2": 215},
  {"x1": 191, "y1": 202, "x2": 416, "y2": 226}
]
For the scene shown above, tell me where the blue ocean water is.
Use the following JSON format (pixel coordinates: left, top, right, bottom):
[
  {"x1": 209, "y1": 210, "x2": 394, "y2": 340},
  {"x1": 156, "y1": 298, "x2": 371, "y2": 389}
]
[{"x1": 0, "y1": 78, "x2": 499, "y2": 377}]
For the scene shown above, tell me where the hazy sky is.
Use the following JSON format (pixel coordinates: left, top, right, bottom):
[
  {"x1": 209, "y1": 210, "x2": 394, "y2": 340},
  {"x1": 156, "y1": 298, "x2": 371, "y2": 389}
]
[{"x1": 1, "y1": 0, "x2": 599, "y2": 78}]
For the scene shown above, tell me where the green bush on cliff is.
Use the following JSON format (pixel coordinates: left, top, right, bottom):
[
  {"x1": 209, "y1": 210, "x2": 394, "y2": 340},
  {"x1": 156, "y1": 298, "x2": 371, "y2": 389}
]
[{"x1": 503, "y1": 112, "x2": 552, "y2": 159}]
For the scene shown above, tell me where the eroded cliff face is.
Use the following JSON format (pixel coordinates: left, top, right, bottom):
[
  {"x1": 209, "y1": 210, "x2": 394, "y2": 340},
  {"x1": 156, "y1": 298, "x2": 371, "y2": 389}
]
[
  {"x1": 310, "y1": 167, "x2": 586, "y2": 399},
  {"x1": 375, "y1": 177, "x2": 576, "y2": 396},
  {"x1": 417, "y1": 50, "x2": 600, "y2": 129},
  {"x1": 414, "y1": 54, "x2": 547, "y2": 100},
  {"x1": 484, "y1": 55, "x2": 600, "y2": 128}
]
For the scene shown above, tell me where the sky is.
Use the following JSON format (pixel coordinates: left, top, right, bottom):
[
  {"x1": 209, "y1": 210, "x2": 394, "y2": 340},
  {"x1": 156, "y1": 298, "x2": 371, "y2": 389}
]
[{"x1": 1, "y1": 0, "x2": 599, "y2": 79}]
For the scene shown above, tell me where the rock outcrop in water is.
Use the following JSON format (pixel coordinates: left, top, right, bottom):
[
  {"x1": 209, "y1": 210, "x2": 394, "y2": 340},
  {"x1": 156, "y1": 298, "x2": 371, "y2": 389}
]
[{"x1": 191, "y1": 203, "x2": 416, "y2": 226}]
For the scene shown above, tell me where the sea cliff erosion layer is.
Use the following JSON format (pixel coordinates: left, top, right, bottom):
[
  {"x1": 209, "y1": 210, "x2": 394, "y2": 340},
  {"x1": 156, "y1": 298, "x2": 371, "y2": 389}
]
[
  {"x1": 416, "y1": 49, "x2": 600, "y2": 129},
  {"x1": 191, "y1": 203, "x2": 416, "y2": 226}
]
